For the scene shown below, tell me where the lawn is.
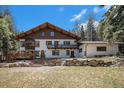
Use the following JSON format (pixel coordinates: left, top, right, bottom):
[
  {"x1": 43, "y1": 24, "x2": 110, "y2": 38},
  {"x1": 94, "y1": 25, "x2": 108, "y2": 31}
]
[{"x1": 0, "y1": 66, "x2": 124, "y2": 88}]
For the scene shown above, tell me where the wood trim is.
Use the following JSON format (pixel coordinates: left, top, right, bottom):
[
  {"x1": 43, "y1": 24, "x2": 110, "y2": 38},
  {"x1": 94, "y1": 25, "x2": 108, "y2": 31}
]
[{"x1": 16, "y1": 22, "x2": 80, "y2": 40}]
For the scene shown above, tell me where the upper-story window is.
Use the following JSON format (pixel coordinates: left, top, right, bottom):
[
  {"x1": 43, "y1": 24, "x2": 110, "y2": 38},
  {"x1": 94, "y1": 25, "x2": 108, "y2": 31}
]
[
  {"x1": 63, "y1": 41, "x2": 70, "y2": 45},
  {"x1": 50, "y1": 31, "x2": 55, "y2": 36},
  {"x1": 20, "y1": 41, "x2": 25, "y2": 47},
  {"x1": 97, "y1": 46, "x2": 106, "y2": 52},
  {"x1": 41, "y1": 32, "x2": 45, "y2": 36},
  {"x1": 54, "y1": 41, "x2": 59, "y2": 46},
  {"x1": 46, "y1": 41, "x2": 52, "y2": 45},
  {"x1": 35, "y1": 41, "x2": 40, "y2": 47}
]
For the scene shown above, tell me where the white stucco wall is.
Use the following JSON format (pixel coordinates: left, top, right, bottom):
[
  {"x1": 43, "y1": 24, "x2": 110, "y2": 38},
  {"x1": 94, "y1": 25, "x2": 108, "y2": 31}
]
[
  {"x1": 79, "y1": 43, "x2": 119, "y2": 57},
  {"x1": 19, "y1": 39, "x2": 78, "y2": 58}
]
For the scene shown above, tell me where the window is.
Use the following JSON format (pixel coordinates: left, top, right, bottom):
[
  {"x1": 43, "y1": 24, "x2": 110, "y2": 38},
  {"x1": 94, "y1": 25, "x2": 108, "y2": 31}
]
[
  {"x1": 35, "y1": 41, "x2": 40, "y2": 47},
  {"x1": 46, "y1": 41, "x2": 52, "y2": 45},
  {"x1": 97, "y1": 46, "x2": 106, "y2": 51},
  {"x1": 35, "y1": 51, "x2": 40, "y2": 57},
  {"x1": 66, "y1": 50, "x2": 70, "y2": 56},
  {"x1": 52, "y1": 50, "x2": 59, "y2": 56},
  {"x1": 26, "y1": 42, "x2": 35, "y2": 46},
  {"x1": 79, "y1": 48, "x2": 82, "y2": 53},
  {"x1": 54, "y1": 41, "x2": 59, "y2": 46},
  {"x1": 20, "y1": 41, "x2": 25, "y2": 47},
  {"x1": 63, "y1": 41, "x2": 70, "y2": 45},
  {"x1": 50, "y1": 32, "x2": 55, "y2": 36},
  {"x1": 41, "y1": 32, "x2": 45, "y2": 36}
]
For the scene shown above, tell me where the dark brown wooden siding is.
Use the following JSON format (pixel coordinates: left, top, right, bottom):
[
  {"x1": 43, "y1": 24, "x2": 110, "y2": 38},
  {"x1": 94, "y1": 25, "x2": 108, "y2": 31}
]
[{"x1": 23, "y1": 28, "x2": 74, "y2": 39}]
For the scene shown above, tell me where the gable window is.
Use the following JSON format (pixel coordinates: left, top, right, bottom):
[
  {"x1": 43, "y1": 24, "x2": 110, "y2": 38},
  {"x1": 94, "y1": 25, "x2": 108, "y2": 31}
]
[
  {"x1": 79, "y1": 48, "x2": 82, "y2": 53},
  {"x1": 52, "y1": 50, "x2": 59, "y2": 56},
  {"x1": 50, "y1": 32, "x2": 55, "y2": 36},
  {"x1": 66, "y1": 50, "x2": 70, "y2": 56},
  {"x1": 35, "y1": 41, "x2": 40, "y2": 47},
  {"x1": 63, "y1": 41, "x2": 70, "y2": 45},
  {"x1": 20, "y1": 41, "x2": 25, "y2": 47},
  {"x1": 46, "y1": 41, "x2": 52, "y2": 45},
  {"x1": 97, "y1": 46, "x2": 106, "y2": 51},
  {"x1": 41, "y1": 32, "x2": 45, "y2": 36}
]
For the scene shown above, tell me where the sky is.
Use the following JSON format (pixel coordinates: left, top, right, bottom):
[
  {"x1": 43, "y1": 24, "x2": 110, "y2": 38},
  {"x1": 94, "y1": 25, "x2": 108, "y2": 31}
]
[{"x1": 3, "y1": 5, "x2": 111, "y2": 32}]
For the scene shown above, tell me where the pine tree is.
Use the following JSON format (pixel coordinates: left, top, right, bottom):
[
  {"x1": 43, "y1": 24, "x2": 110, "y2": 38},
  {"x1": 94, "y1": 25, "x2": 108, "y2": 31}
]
[
  {"x1": 80, "y1": 25, "x2": 85, "y2": 40},
  {"x1": 96, "y1": 22, "x2": 104, "y2": 41},
  {"x1": 0, "y1": 6, "x2": 3, "y2": 18},
  {"x1": 86, "y1": 14, "x2": 98, "y2": 41},
  {"x1": 72, "y1": 21, "x2": 81, "y2": 37},
  {"x1": 102, "y1": 5, "x2": 124, "y2": 42},
  {"x1": 0, "y1": 6, "x2": 18, "y2": 62}
]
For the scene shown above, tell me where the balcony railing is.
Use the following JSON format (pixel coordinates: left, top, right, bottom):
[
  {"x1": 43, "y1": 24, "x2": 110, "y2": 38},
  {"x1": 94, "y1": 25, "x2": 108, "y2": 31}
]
[
  {"x1": 25, "y1": 45, "x2": 35, "y2": 50},
  {"x1": 47, "y1": 44, "x2": 78, "y2": 49}
]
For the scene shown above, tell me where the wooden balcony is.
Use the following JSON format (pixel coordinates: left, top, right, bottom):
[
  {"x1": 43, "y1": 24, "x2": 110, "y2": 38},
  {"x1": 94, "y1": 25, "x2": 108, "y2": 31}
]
[
  {"x1": 25, "y1": 45, "x2": 35, "y2": 50},
  {"x1": 47, "y1": 44, "x2": 78, "y2": 49}
]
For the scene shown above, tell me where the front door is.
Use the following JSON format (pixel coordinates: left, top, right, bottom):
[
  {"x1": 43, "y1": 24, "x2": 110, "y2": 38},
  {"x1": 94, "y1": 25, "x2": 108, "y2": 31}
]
[
  {"x1": 41, "y1": 50, "x2": 45, "y2": 59},
  {"x1": 70, "y1": 51, "x2": 75, "y2": 58}
]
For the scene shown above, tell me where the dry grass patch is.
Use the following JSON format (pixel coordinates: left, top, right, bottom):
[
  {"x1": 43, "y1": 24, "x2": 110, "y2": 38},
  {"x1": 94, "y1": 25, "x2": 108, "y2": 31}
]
[{"x1": 0, "y1": 67, "x2": 124, "y2": 88}]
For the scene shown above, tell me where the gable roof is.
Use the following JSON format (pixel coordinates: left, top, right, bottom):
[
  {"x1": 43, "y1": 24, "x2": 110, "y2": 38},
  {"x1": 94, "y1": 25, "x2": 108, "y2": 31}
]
[{"x1": 16, "y1": 22, "x2": 80, "y2": 40}]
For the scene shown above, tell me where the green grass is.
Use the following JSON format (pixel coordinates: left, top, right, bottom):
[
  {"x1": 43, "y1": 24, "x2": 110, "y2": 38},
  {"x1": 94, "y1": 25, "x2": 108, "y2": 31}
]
[{"x1": 0, "y1": 67, "x2": 124, "y2": 88}]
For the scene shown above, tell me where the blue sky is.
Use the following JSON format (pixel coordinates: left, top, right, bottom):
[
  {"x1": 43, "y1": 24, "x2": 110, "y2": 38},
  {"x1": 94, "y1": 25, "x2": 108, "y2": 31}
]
[{"x1": 6, "y1": 5, "x2": 111, "y2": 32}]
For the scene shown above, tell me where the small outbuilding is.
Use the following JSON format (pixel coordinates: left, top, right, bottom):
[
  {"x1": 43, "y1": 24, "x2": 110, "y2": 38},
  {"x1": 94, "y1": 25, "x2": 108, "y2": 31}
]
[{"x1": 78, "y1": 41, "x2": 124, "y2": 57}]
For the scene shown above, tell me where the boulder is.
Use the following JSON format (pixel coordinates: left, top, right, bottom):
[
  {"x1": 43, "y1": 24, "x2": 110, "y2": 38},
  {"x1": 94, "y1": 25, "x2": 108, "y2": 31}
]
[
  {"x1": 45, "y1": 60, "x2": 61, "y2": 66},
  {"x1": 81, "y1": 60, "x2": 89, "y2": 66},
  {"x1": 64, "y1": 59, "x2": 82, "y2": 66},
  {"x1": 88, "y1": 60, "x2": 99, "y2": 67},
  {"x1": 104, "y1": 61, "x2": 113, "y2": 66}
]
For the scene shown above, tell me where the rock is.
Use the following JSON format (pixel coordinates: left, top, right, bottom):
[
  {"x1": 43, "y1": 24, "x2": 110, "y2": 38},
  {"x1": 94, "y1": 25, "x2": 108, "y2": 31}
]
[
  {"x1": 88, "y1": 60, "x2": 99, "y2": 67},
  {"x1": 104, "y1": 61, "x2": 113, "y2": 66},
  {"x1": 64, "y1": 59, "x2": 83, "y2": 66},
  {"x1": 81, "y1": 60, "x2": 89, "y2": 66}
]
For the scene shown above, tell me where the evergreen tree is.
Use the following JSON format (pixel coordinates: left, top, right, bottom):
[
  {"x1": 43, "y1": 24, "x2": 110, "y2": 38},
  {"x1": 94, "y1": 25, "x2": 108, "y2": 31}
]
[
  {"x1": 80, "y1": 25, "x2": 85, "y2": 40},
  {"x1": 102, "y1": 5, "x2": 124, "y2": 42},
  {"x1": 0, "y1": 6, "x2": 3, "y2": 18},
  {"x1": 86, "y1": 14, "x2": 98, "y2": 41},
  {"x1": 72, "y1": 21, "x2": 81, "y2": 37},
  {"x1": 96, "y1": 22, "x2": 104, "y2": 41},
  {"x1": 0, "y1": 6, "x2": 18, "y2": 62}
]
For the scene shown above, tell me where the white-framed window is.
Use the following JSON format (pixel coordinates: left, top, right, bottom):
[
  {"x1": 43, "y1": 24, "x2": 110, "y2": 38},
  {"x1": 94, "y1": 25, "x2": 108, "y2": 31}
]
[
  {"x1": 35, "y1": 41, "x2": 40, "y2": 47},
  {"x1": 97, "y1": 46, "x2": 106, "y2": 52},
  {"x1": 46, "y1": 41, "x2": 52, "y2": 45},
  {"x1": 66, "y1": 50, "x2": 70, "y2": 56},
  {"x1": 50, "y1": 31, "x2": 55, "y2": 36},
  {"x1": 63, "y1": 41, "x2": 70, "y2": 45},
  {"x1": 52, "y1": 50, "x2": 59, "y2": 56},
  {"x1": 54, "y1": 41, "x2": 59, "y2": 46}
]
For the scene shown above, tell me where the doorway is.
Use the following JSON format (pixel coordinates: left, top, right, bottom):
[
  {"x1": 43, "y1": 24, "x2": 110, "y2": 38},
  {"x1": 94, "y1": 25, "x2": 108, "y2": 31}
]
[
  {"x1": 41, "y1": 50, "x2": 45, "y2": 59},
  {"x1": 70, "y1": 51, "x2": 75, "y2": 58}
]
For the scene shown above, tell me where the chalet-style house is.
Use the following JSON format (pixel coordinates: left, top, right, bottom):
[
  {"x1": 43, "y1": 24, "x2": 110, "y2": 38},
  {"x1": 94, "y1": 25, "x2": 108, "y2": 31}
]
[{"x1": 16, "y1": 22, "x2": 124, "y2": 59}]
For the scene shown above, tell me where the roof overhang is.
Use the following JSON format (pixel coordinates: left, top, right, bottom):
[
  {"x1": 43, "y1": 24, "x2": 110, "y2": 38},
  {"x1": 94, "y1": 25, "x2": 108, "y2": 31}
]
[
  {"x1": 16, "y1": 22, "x2": 80, "y2": 40},
  {"x1": 79, "y1": 41, "x2": 124, "y2": 44}
]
